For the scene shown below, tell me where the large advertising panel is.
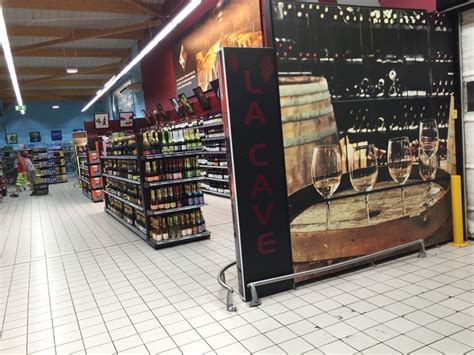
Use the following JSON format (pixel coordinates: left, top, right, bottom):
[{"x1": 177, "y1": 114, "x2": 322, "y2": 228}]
[
  {"x1": 173, "y1": 0, "x2": 263, "y2": 96},
  {"x1": 270, "y1": 2, "x2": 456, "y2": 282}
]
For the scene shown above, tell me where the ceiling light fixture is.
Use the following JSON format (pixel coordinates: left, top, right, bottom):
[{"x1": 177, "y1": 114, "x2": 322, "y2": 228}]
[
  {"x1": 81, "y1": 0, "x2": 202, "y2": 112},
  {"x1": 0, "y1": 6, "x2": 24, "y2": 114},
  {"x1": 52, "y1": 105, "x2": 60, "y2": 109},
  {"x1": 66, "y1": 68, "x2": 78, "y2": 74}
]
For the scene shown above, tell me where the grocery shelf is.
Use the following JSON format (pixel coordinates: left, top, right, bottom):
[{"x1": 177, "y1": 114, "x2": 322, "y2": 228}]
[
  {"x1": 200, "y1": 151, "x2": 227, "y2": 155},
  {"x1": 143, "y1": 150, "x2": 204, "y2": 160},
  {"x1": 147, "y1": 203, "x2": 207, "y2": 216},
  {"x1": 201, "y1": 136, "x2": 225, "y2": 142},
  {"x1": 199, "y1": 165, "x2": 228, "y2": 170},
  {"x1": 205, "y1": 176, "x2": 229, "y2": 183},
  {"x1": 200, "y1": 122, "x2": 224, "y2": 129},
  {"x1": 148, "y1": 231, "x2": 211, "y2": 249},
  {"x1": 105, "y1": 208, "x2": 147, "y2": 241},
  {"x1": 144, "y1": 176, "x2": 204, "y2": 188},
  {"x1": 102, "y1": 173, "x2": 141, "y2": 185},
  {"x1": 80, "y1": 177, "x2": 103, "y2": 190},
  {"x1": 202, "y1": 189, "x2": 230, "y2": 198},
  {"x1": 101, "y1": 155, "x2": 138, "y2": 160},
  {"x1": 104, "y1": 189, "x2": 144, "y2": 211}
]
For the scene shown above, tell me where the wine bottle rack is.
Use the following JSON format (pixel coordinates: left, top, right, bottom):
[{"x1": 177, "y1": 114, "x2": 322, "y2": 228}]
[
  {"x1": 77, "y1": 144, "x2": 104, "y2": 203},
  {"x1": 198, "y1": 113, "x2": 230, "y2": 198},
  {"x1": 101, "y1": 123, "x2": 211, "y2": 249},
  {"x1": 272, "y1": 2, "x2": 454, "y2": 164},
  {"x1": 30, "y1": 147, "x2": 68, "y2": 184}
]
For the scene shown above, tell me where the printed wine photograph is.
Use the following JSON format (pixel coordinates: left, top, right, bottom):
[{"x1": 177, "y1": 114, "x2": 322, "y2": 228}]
[{"x1": 270, "y1": 1, "x2": 456, "y2": 282}]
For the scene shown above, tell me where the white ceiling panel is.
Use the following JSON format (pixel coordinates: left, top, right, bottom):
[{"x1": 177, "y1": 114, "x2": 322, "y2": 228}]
[
  {"x1": 4, "y1": 8, "x2": 151, "y2": 28},
  {"x1": 1, "y1": 0, "x2": 164, "y2": 102},
  {"x1": 2, "y1": 56, "x2": 121, "y2": 67}
]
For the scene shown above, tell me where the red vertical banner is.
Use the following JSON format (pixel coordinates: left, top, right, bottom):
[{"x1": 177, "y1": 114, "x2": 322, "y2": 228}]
[{"x1": 218, "y1": 47, "x2": 293, "y2": 301}]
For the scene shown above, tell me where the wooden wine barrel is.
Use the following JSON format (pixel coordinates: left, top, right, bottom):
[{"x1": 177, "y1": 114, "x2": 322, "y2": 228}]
[
  {"x1": 279, "y1": 76, "x2": 339, "y2": 195},
  {"x1": 288, "y1": 167, "x2": 452, "y2": 283}
]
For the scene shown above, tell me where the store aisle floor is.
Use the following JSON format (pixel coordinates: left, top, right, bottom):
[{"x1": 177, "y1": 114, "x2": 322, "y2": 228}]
[{"x1": 1, "y1": 182, "x2": 473, "y2": 354}]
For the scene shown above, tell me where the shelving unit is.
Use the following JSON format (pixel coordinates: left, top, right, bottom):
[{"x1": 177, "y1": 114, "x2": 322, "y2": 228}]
[
  {"x1": 198, "y1": 113, "x2": 230, "y2": 197},
  {"x1": 76, "y1": 141, "x2": 104, "y2": 203},
  {"x1": 30, "y1": 147, "x2": 68, "y2": 184},
  {"x1": 101, "y1": 124, "x2": 210, "y2": 249},
  {"x1": 0, "y1": 151, "x2": 6, "y2": 201}
]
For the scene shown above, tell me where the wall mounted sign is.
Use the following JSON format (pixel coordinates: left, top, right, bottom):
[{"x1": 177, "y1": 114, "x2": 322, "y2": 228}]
[
  {"x1": 29, "y1": 131, "x2": 41, "y2": 143},
  {"x1": 119, "y1": 112, "x2": 134, "y2": 128},
  {"x1": 178, "y1": 93, "x2": 194, "y2": 115},
  {"x1": 192, "y1": 86, "x2": 211, "y2": 111},
  {"x1": 6, "y1": 133, "x2": 17, "y2": 144},
  {"x1": 173, "y1": 0, "x2": 263, "y2": 96},
  {"x1": 218, "y1": 47, "x2": 293, "y2": 301},
  {"x1": 94, "y1": 113, "x2": 110, "y2": 129},
  {"x1": 51, "y1": 130, "x2": 62, "y2": 141}
]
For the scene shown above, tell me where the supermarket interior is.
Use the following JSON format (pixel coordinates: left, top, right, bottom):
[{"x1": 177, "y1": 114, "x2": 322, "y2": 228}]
[{"x1": 0, "y1": 0, "x2": 473, "y2": 354}]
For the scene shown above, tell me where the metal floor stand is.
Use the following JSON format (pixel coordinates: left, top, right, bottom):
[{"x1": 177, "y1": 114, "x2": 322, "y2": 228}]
[
  {"x1": 217, "y1": 261, "x2": 237, "y2": 312},
  {"x1": 217, "y1": 239, "x2": 426, "y2": 311}
]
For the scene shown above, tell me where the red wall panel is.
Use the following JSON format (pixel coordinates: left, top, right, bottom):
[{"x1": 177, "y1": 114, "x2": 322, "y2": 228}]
[{"x1": 379, "y1": 0, "x2": 436, "y2": 11}]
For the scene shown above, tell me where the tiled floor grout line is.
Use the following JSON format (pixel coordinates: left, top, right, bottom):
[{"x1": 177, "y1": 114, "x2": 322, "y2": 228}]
[
  {"x1": 0, "y1": 195, "x2": 27, "y2": 335},
  {"x1": 1, "y1": 181, "x2": 472, "y2": 354},
  {"x1": 53, "y1": 187, "x2": 127, "y2": 353},
  {"x1": 25, "y1": 197, "x2": 33, "y2": 354},
  {"x1": 0, "y1": 197, "x2": 16, "y2": 254},
  {"x1": 42, "y1": 194, "x2": 84, "y2": 354},
  {"x1": 93, "y1": 246, "x2": 183, "y2": 353},
  {"x1": 71, "y1": 191, "x2": 243, "y2": 352}
]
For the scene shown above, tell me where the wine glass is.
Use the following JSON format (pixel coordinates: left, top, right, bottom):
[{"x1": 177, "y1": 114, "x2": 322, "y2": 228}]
[
  {"x1": 350, "y1": 144, "x2": 379, "y2": 224},
  {"x1": 419, "y1": 118, "x2": 439, "y2": 158},
  {"x1": 311, "y1": 144, "x2": 342, "y2": 230},
  {"x1": 388, "y1": 137, "x2": 412, "y2": 215},
  {"x1": 418, "y1": 148, "x2": 437, "y2": 207}
]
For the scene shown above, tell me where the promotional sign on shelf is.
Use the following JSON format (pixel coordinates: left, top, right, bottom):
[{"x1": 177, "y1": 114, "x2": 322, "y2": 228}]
[{"x1": 218, "y1": 47, "x2": 293, "y2": 301}]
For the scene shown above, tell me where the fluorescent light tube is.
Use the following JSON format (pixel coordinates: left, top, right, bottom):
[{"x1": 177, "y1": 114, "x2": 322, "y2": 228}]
[
  {"x1": 0, "y1": 6, "x2": 24, "y2": 113},
  {"x1": 52, "y1": 105, "x2": 60, "y2": 109},
  {"x1": 81, "y1": 0, "x2": 201, "y2": 112},
  {"x1": 66, "y1": 68, "x2": 78, "y2": 74}
]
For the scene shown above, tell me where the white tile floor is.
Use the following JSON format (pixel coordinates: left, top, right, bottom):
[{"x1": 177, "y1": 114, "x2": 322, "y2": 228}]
[{"x1": 0, "y1": 181, "x2": 473, "y2": 354}]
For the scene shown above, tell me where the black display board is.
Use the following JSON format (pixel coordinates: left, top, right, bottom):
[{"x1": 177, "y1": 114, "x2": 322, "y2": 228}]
[
  {"x1": 218, "y1": 47, "x2": 293, "y2": 301},
  {"x1": 467, "y1": 81, "x2": 474, "y2": 112}
]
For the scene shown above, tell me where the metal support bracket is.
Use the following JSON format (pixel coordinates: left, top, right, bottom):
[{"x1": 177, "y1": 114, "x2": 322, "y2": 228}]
[
  {"x1": 246, "y1": 239, "x2": 427, "y2": 308},
  {"x1": 249, "y1": 284, "x2": 262, "y2": 307},
  {"x1": 217, "y1": 262, "x2": 237, "y2": 312}
]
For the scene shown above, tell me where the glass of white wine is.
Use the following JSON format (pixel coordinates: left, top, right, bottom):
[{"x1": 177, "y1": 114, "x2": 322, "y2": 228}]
[
  {"x1": 388, "y1": 137, "x2": 412, "y2": 215},
  {"x1": 418, "y1": 148, "x2": 437, "y2": 207},
  {"x1": 419, "y1": 118, "x2": 439, "y2": 158},
  {"x1": 350, "y1": 144, "x2": 379, "y2": 224},
  {"x1": 311, "y1": 144, "x2": 342, "y2": 230}
]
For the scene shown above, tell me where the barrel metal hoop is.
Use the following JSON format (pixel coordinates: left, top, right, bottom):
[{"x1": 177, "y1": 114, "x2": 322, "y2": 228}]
[
  {"x1": 283, "y1": 123, "x2": 339, "y2": 148},
  {"x1": 280, "y1": 91, "x2": 331, "y2": 108},
  {"x1": 281, "y1": 106, "x2": 334, "y2": 123},
  {"x1": 279, "y1": 80, "x2": 329, "y2": 96}
]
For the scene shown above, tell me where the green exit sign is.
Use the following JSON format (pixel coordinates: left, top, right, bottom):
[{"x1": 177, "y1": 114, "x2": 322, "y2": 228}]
[{"x1": 15, "y1": 105, "x2": 26, "y2": 112}]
